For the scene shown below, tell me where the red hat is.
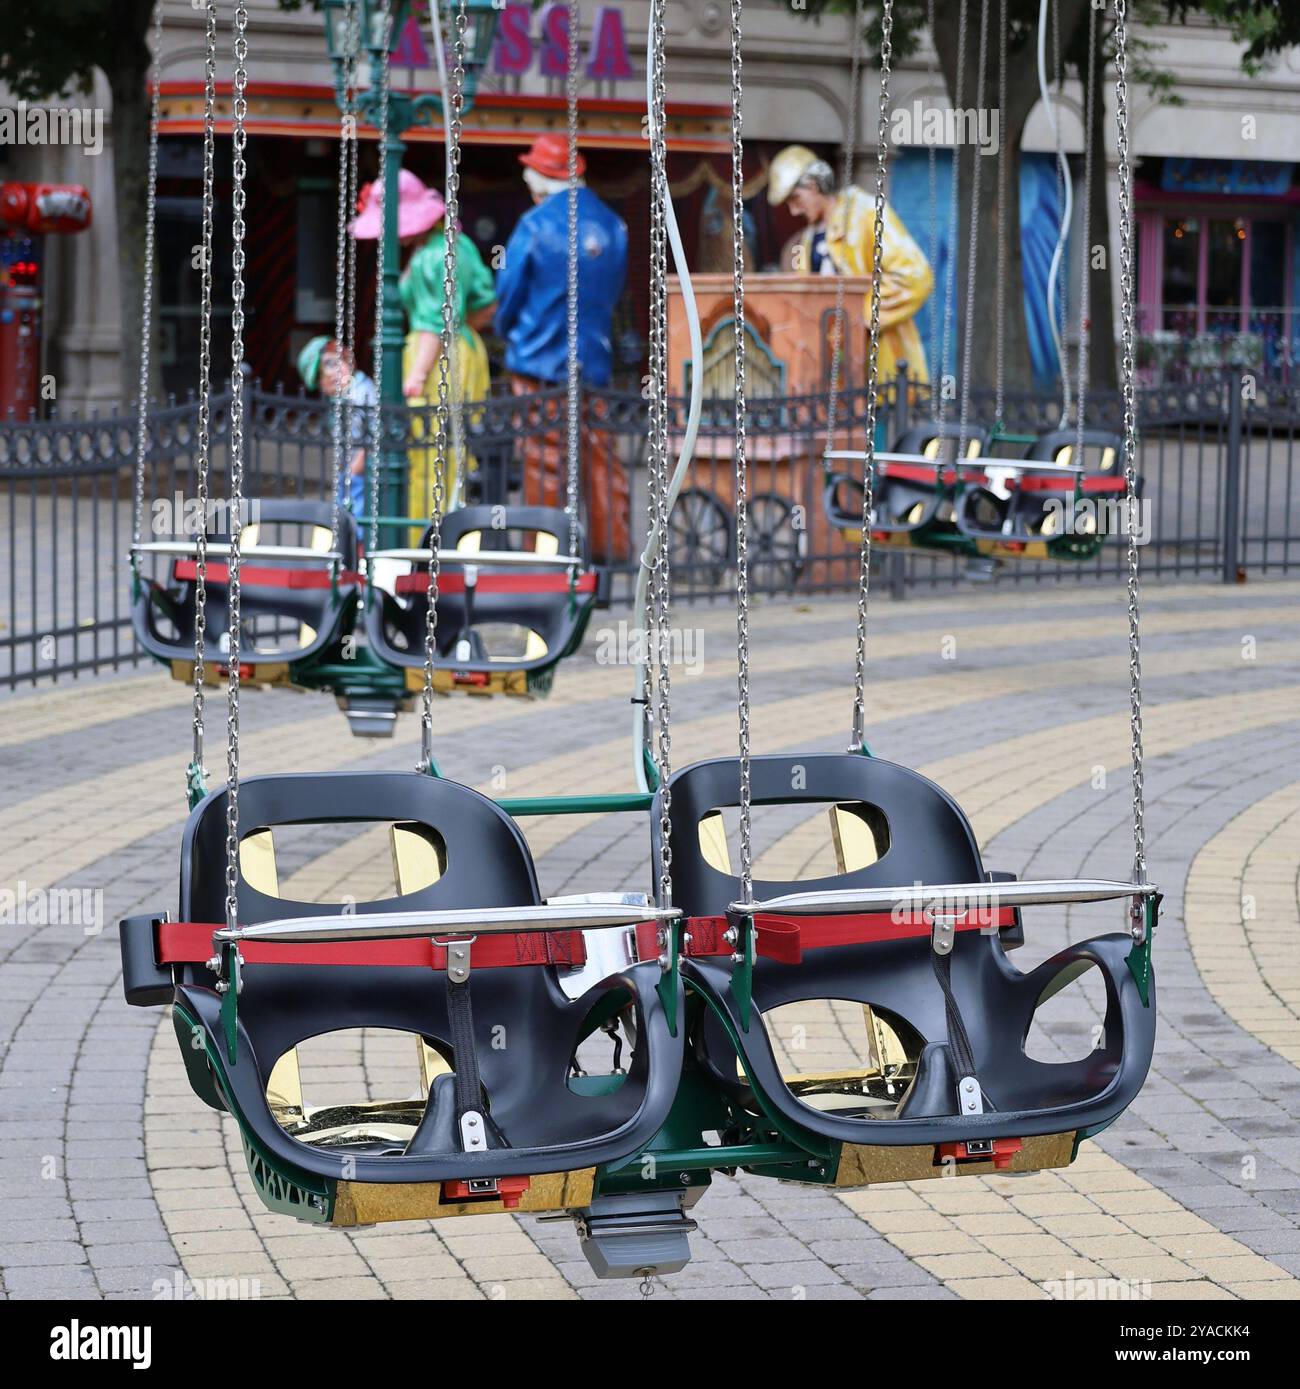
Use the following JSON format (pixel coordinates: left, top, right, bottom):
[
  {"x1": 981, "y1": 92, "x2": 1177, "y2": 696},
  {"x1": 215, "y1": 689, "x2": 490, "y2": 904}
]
[{"x1": 519, "y1": 133, "x2": 585, "y2": 182}]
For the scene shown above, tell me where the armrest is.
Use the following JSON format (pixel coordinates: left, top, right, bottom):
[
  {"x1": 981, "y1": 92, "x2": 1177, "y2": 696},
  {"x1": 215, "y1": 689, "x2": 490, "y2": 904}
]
[
  {"x1": 119, "y1": 911, "x2": 173, "y2": 1006},
  {"x1": 729, "y1": 879, "x2": 1158, "y2": 919}
]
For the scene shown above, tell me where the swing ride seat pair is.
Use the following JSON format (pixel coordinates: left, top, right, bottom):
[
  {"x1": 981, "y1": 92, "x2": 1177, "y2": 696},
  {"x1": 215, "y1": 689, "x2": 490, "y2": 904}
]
[
  {"x1": 365, "y1": 504, "x2": 605, "y2": 698},
  {"x1": 824, "y1": 422, "x2": 989, "y2": 553},
  {"x1": 652, "y1": 752, "x2": 1158, "y2": 1180},
  {"x1": 120, "y1": 770, "x2": 685, "y2": 1229},
  {"x1": 955, "y1": 429, "x2": 1133, "y2": 562},
  {"x1": 132, "y1": 499, "x2": 363, "y2": 691}
]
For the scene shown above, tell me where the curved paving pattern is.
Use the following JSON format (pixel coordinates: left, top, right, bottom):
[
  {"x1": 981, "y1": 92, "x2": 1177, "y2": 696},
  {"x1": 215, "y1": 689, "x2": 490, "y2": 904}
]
[{"x1": 2, "y1": 578, "x2": 1300, "y2": 1300}]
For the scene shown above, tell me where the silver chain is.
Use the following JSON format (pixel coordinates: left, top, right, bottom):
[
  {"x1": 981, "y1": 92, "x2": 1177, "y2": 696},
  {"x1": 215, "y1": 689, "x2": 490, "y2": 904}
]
[
  {"x1": 1113, "y1": 0, "x2": 1146, "y2": 884},
  {"x1": 131, "y1": 0, "x2": 164, "y2": 550},
  {"x1": 648, "y1": 0, "x2": 672, "y2": 906},
  {"x1": 926, "y1": 0, "x2": 938, "y2": 391},
  {"x1": 225, "y1": 0, "x2": 251, "y2": 937},
  {"x1": 994, "y1": 0, "x2": 1008, "y2": 423},
  {"x1": 419, "y1": 0, "x2": 467, "y2": 774},
  {"x1": 823, "y1": 0, "x2": 864, "y2": 458},
  {"x1": 330, "y1": 0, "x2": 359, "y2": 555},
  {"x1": 1051, "y1": 0, "x2": 1071, "y2": 422},
  {"x1": 849, "y1": 0, "x2": 893, "y2": 752},
  {"x1": 565, "y1": 0, "x2": 582, "y2": 568},
  {"x1": 937, "y1": 0, "x2": 968, "y2": 428},
  {"x1": 729, "y1": 0, "x2": 752, "y2": 903},
  {"x1": 191, "y1": 0, "x2": 219, "y2": 790},
  {"x1": 367, "y1": 0, "x2": 392, "y2": 560},
  {"x1": 1075, "y1": 2, "x2": 1097, "y2": 458},
  {"x1": 956, "y1": 0, "x2": 988, "y2": 461}
]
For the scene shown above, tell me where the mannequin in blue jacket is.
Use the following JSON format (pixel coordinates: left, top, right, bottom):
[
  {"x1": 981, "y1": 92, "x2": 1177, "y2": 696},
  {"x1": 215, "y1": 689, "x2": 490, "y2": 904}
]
[{"x1": 496, "y1": 134, "x2": 630, "y2": 561}]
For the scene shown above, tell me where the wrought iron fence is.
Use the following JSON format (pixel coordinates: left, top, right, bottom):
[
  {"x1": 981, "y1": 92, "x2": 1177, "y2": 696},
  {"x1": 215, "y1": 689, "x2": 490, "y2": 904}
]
[{"x1": 2, "y1": 370, "x2": 1298, "y2": 688}]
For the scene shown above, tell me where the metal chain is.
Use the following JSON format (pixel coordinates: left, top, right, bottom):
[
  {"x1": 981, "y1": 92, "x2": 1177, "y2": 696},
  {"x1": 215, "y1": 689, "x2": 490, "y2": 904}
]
[
  {"x1": 956, "y1": 0, "x2": 989, "y2": 461},
  {"x1": 926, "y1": 0, "x2": 938, "y2": 393},
  {"x1": 824, "y1": 0, "x2": 864, "y2": 458},
  {"x1": 1075, "y1": 2, "x2": 1097, "y2": 458},
  {"x1": 419, "y1": 0, "x2": 467, "y2": 774},
  {"x1": 1113, "y1": 0, "x2": 1146, "y2": 885},
  {"x1": 1051, "y1": 0, "x2": 1071, "y2": 422},
  {"x1": 937, "y1": 0, "x2": 968, "y2": 429},
  {"x1": 367, "y1": 0, "x2": 392, "y2": 560},
  {"x1": 225, "y1": 0, "x2": 251, "y2": 937},
  {"x1": 330, "y1": 0, "x2": 359, "y2": 555},
  {"x1": 849, "y1": 0, "x2": 893, "y2": 751},
  {"x1": 343, "y1": 44, "x2": 360, "y2": 528},
  {"x1": 994, "y1": 0, "x2": 1008, "y2": 424},
  {"x1": 648, "y1": 0, "x2": 672, "y2": 907},
  {"x1": 565, "y1": 0, "x2": 582, "y2": 568},
  {"x1": 191, "y1": 0, "x2": 219, "y2": 793},
  {"x1": 131, "y1": 0, "x2": 164, "y2": 550},
  {"x1": 729, "y1": 0, "x2": 753, "y2": 903}
]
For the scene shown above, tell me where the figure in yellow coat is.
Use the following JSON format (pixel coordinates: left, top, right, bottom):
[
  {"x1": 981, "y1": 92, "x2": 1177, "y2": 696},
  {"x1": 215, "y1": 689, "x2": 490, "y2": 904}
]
[{"x1": 769, "y1": 145, "x2": 932, "y2": 385}]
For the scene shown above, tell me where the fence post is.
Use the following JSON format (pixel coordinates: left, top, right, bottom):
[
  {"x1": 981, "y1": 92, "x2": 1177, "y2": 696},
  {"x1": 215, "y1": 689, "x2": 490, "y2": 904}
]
[{"x1": 1222, "y1": 370, "x2": 1243, "y2": 583}]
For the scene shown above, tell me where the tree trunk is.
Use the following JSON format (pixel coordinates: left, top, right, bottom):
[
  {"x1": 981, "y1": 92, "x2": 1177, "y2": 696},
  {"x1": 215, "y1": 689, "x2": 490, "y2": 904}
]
[
  {"x1": 105, "y1": 3, "x2": 156, "y2": 409},
  {"x1": 930, "y1": 0, "x2": 1092, "y2": 396}
]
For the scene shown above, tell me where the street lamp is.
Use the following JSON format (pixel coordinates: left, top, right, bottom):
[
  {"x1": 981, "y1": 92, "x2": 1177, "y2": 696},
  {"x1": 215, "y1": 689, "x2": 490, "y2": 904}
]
[{"x1": 322, "y1": 0, "x2": 500, "y2": 541}]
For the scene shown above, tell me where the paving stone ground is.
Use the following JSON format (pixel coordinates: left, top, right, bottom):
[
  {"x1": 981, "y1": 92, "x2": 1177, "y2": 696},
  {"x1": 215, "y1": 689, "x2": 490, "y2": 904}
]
[{"x1": 1, "y1": 577, "x2": 1299, "y2": 1300}]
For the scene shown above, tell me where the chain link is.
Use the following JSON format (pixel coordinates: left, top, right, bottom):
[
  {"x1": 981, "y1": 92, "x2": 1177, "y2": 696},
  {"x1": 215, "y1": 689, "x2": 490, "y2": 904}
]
[
  {"x1": 191, "y1": 0, "x2": 219, "y2": 789},
  {"x1": 648, "y1": 0, "x2": 672, "y2": 907},
  {"x1": 937, "y1": 0, "x2": 968, "y2": 429},
  {"x1": 225, "y1": 1, "x2": 251, "y2": 936},
  {"x1": 1075, "y1": 3, "x2": 1097, "y2": 460},
  {"x1": 419, "y1": 0, "x2": 467, "y2": 774},
  {"x1": 1113, "y1": 0, "x2": 1146, "y2": 884},
  {"x1": 956, "y1": 0, "x2": 988, "y2": 461},
  {"x1": 330, "y1": 0, "x2": 359, "y2": 557},
  {"x1": 926, "y1": 0, "x2": 938, "y2": 393},
  {"x1": 1051, "y1": 0, "x2": 1070, "y2": 423},
  {"x1": 367, "y1": 0, "x2": 392, "y2": 560},
  {"x1": 565, "y1": 0, "x2": 582, "y2": 569},
  {"x1": 729, "y1": 0, "x2": 753, "y2": 903},
  {"x1": 131, "y1": 1, "x2": 164, "y2": 551},
  {"x1": 823, "y1": 0, "x2": 864, "y2": 458},
  {"x1": 849, "y1": 0, "x2": 893, "y2": 751}
]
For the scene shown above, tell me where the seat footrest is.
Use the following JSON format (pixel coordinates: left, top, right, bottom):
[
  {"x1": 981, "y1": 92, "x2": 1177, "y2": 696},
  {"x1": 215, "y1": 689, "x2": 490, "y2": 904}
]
[{"x1": 576, "y1": 1192, "x2": 697, "y2": 1279}]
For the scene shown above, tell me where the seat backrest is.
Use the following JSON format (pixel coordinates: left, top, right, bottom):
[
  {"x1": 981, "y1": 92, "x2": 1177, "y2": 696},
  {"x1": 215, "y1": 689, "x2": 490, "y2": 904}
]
[
  {"x1": 1029, "y1": 429, "x2": 1122, "y2": 476},
  {"x1": 210, "y1": 498, "x2": 358, "y2": 569},
  {"x1": 181, "y1": 771, "x2": 540, "y2": 925},
  {"x1": 437, "y1": 505, "x2": 585, "y2": 564},
  {"x1": 894, "y1": 422, "x2": 989, "y2": 461},
  {"x1": 656, "y1": 754, "x2": 985, "y2": 918}
]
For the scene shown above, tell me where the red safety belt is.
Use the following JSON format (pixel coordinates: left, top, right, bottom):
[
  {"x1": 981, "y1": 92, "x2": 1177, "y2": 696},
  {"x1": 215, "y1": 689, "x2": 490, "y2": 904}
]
[
  {"x1": 157, "y1": 920, "x2": 587, "y2": 971},
  {"x1": 1016, "y1": 474, "x2": 1126, "y2": 494},
  {"x1": 637, "y1": 907, "x2": 1016, "y2": 966},
  {"x1": 392, "y1": 571, "x2": 598, "y2": 597},
  {"x1": 173, "y1": 560, "x2": 364, "y2": 589}
]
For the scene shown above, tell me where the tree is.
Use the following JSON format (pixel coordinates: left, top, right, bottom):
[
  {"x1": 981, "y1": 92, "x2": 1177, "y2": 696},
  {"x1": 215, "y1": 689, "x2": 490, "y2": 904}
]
[{"x1": 1, "y1": 0, "x2": 157, "y2": 405}]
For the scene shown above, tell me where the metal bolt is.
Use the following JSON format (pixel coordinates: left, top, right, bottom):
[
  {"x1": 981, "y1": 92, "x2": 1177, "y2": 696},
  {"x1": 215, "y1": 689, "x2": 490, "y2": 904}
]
[{"x1": 730, "y1": 952, "x2": 744, "y2": 964}]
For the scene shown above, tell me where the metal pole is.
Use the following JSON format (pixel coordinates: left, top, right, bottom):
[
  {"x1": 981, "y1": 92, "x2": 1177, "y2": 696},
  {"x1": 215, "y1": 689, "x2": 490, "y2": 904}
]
[{"x1": 1222, "y1": 369, "x2": 1243, "y2": 583}]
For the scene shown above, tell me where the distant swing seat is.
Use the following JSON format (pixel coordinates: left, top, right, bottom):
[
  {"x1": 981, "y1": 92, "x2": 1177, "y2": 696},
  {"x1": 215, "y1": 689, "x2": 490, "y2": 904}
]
[
  {"x1": 956, "y1": 429, "x2": 1133, "y2": 562},
  {"x1": 132, "y1": 499, "x2": 362, "y2": 689},
  {"x1": 365, "y1": 505, "x2": 605, "y2": 698},
  {"x1": 119, "y1": 771, "x2": 683, "y2": 1226},
  {"x1": 652, "y1": 753, "x2": 1157, "y2": 1186},
  {"x1": 824, "y1": 422, "x2": 989, "y2": 554}
]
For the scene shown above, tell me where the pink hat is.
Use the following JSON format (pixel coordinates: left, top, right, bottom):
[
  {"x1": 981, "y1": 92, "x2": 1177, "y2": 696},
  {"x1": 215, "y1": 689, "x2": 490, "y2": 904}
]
[{"x1": 351, "y1": 168, "x2": 445, "y2": 241}]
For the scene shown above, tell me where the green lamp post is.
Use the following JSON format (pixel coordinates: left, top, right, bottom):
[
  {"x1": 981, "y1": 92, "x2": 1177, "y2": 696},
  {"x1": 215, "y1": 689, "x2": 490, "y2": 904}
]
[{"x1": 323, "y1": 0, "x2": 500, "y2": 542}]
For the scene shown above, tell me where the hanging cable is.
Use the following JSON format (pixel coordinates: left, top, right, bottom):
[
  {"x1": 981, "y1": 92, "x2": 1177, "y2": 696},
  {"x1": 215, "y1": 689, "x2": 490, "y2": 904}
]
[
  {"x1": 330, "y1": 0, "x2": 359, "y2": 558},
  {"x1": 1113, "y1": 0, "x2": 1147, "y2": 892},
  {"x1": 926, "y1": 0, "x2": 939, "y2": 394},
  {"x1": 224, "y1": 0, "x2": 251, "y2": 939},
  {"x1": 956, "y1": 0, "x2": 989, "y2": 461},
  {"x1": 188, "y1": 0, "x2": 219, "y2": 808},
  {"x1": 366, "y1": 1, "x2": 392, "y2": 560},
  {"x1": 994, "y1": 0, "x2": 1008, "y2": 427},
  {"x1": 937, "y1": 0, "x2": 968, "y2": 428},
  {"x1": 849, "y1": 0, "x2": 894, "y2": 752},
  {"x1": 1075, "y1": 3, "x2": 1098, "y2": 459},
  {"x1": 565, "y1": 0, "x2": 582, "y2": 577}
]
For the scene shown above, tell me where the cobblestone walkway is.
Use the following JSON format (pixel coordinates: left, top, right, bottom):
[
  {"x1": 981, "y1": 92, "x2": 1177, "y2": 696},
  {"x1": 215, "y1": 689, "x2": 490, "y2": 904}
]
[{"x1": 2, "y1": 579, "x2": 1299, "y2": 1300}]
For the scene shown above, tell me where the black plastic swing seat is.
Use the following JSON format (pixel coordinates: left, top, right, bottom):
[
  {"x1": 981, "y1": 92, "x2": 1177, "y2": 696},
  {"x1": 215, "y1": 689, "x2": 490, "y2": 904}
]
[
  {"x1": 132, "y1": 499, "x2": 361, "y2": 683},
  {"x1": 653, "y1": 753, "x2": 1156, "y2": 1152},
  {"x1": 955, "y1": 429, "x2": 1135, "y2": 551},
  {"x1": 824, "y1": 422, "x2": 990, "y2": 537},
  {"x1": 364, "y1": 505, "x2": 606, "y2": 695},
  {"x1": 119, "y1": 771, "x2": 684, "y2": 1191}
]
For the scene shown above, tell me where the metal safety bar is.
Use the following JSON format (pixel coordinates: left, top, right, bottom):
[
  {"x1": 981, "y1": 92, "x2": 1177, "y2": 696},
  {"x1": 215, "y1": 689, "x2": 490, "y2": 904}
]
[
  {"x1": 131, "y1": 541, "x2": 347, "y2": 563},
  {"x1": 728, "y1": 878, "x2": 1159, "y2": 918},
  {"x1": 366, "y1": 549, "x2": 584, "y2": 570}
]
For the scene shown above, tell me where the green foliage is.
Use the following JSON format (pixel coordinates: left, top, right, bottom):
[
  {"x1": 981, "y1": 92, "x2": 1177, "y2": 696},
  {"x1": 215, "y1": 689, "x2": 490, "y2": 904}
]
[{"x1": 0, "y1": 0, "x2": 154, "y2": 100}]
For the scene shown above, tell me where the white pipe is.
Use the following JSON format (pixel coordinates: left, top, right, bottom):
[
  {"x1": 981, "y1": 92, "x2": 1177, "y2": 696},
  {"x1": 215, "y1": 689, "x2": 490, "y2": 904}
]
[
  {"x1": 633, "y1": 7, "x2": 704, "y2": 795},
  {"x1": 1038, "y1": 0, "x2": 1073, "y2": 427}
]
